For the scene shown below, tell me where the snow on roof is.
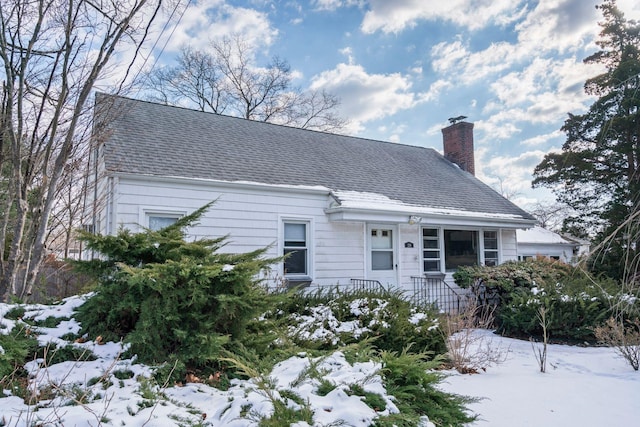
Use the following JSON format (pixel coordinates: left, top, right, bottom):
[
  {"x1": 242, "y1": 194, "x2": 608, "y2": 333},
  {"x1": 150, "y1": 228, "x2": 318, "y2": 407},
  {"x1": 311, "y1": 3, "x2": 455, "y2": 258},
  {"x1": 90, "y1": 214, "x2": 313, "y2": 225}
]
[
  {"x1": 331, "y1": 190, "x2": 530, "y2": 220},
  {"x1": 516, "y1": 225, "x2": 573, "y2": 245}
]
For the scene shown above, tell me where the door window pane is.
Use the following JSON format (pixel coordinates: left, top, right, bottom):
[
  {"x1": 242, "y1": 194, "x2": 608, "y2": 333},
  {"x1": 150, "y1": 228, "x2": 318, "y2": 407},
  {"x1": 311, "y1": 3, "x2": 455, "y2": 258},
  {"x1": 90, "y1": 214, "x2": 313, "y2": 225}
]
[
  {"x1": 371, "y1": 229, "x2": 392, "y2": 249},
  {"x1": 371, "y1": 228, "x2": 393, "y2": 271},
  {"x1": 372, "y1": 251, "x2": 393, "y2": 270}
]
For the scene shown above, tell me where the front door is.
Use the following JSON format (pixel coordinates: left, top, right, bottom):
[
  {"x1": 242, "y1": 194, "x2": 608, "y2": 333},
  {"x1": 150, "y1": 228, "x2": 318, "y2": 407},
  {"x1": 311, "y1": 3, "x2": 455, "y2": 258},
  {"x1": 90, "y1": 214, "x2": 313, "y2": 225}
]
[{"x1": 367, "y1": 225, "x2": 398, "y2": 287}]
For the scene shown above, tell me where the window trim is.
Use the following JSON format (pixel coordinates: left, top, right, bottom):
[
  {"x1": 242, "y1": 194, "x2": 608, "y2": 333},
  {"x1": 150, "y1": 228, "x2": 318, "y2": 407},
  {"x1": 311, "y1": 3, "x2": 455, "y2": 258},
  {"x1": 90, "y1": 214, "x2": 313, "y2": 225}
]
[
  {"x1": 280, "y1": 217, "x2": 313, "y2": 279},
  {"x1": 481, "y1": 229, "x2": 500, "y2": 267},
  {"x1": 421, "y1": 227, "x2": 502, "y2": 273},
  {"x1": 140, "y1": 207, "x2": 187, "y2": 231},
  {"x1": 421, "y1": 227, "x2": 442, "y2": 273}
]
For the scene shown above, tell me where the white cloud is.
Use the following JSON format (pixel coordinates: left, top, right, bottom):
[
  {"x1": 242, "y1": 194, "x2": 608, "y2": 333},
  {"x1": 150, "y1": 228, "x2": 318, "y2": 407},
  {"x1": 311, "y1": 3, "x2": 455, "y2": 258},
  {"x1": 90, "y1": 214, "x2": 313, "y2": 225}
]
[
  {"x1": 477, "y1": 149, "x2": 550, "y2": 202},
  {"x1": 163, "y1": 1, "x2": 277, "y2": 52},
  {"x1": 478, "y1": 56, "x2": 601, "y2": 143},
  {"x1": 519, "y1": 131, "x2": 565, "y2": 148},
  {"x1": 476, "y1": 114, "x2": 523, "y2": 141},
  {"x1": 339, "y1": 46, "x2": 355, "y2": 64},
  {"x1": 431, "y1": 39, "x2": 520, "y2": 86},
  {"x1": 515, "y1": 0, "x2": 600, "y2": 54},
  {"x1": 310, "y1": 63, "x2": 418, "y2": 133},
  {"x1": 618, "y1": 0, "x2": 640, "y2": 19},
  {"x1": 361, "y1": 0, "x2": 527, "y2": 34},
  {"x1": 312, "y1": 0, "x2": 365, "y2": 12},
  {"x1": 418, "y1": 79, "x2": 452, "y2": 103}
]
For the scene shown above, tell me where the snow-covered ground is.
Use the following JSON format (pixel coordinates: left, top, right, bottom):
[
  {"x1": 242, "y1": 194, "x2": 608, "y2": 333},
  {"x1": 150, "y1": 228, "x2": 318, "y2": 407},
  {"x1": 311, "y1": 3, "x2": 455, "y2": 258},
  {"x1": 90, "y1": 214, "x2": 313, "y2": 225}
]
[
  {"x1": 439, "y1": 329, "x2": 640, "y2": 426},
  {"x1": 1, "y1": 296, "x2": 639, "y2": 426}
]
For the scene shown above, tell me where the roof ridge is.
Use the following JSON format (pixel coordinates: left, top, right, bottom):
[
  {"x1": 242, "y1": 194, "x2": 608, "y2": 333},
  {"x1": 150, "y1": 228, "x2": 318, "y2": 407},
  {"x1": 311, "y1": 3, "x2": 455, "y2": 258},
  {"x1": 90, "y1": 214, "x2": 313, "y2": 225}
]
[{"x1": 95, "y1": 92, "x2": 437, "y2": 152}]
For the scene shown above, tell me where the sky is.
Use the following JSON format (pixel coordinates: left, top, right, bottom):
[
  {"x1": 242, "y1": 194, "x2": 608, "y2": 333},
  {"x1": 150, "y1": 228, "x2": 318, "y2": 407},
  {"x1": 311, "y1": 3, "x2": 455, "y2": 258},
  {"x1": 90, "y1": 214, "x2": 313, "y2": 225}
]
[
  {"x1": 125, "y1": 0, "x2": 640, "y2": 211},
  {"x1": 2, "y1": 296, "x2": 639, "y2": 425}
]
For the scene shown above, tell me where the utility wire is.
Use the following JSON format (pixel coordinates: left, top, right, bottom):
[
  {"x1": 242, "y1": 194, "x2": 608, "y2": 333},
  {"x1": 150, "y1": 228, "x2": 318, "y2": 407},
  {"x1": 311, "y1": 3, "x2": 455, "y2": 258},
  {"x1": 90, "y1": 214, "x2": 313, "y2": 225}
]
[{"x1": 125, "y1": 0, "x2": 193, "y2": 96}]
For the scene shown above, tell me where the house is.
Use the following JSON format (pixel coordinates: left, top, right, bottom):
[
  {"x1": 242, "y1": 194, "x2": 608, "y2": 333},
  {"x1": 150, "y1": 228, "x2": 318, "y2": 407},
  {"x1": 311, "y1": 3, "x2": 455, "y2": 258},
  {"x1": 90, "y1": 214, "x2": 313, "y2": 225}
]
[
  {"x1": 89, "y1": 93, "x2": 537, "y2": 296},
  {"x1": 516, "y1": 226, "x2": 584, "y2": 264}
]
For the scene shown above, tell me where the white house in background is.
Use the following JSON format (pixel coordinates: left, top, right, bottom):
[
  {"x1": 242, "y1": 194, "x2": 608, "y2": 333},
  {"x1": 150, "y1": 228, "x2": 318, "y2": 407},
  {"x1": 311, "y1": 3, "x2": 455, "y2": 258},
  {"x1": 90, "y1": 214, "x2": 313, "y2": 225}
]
[
  {"x1": 88, "y1": 94, "x2": 536, "y2": 293},
  {"x1": 516, "y1": 226, "x2": 580, "y2": 264}
]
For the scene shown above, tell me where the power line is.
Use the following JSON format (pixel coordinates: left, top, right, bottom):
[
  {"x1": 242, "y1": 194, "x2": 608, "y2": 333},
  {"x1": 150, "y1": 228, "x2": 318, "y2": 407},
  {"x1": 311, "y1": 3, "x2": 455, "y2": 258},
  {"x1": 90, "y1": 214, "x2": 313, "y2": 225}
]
[{"x1": 120, "y1": 0, "x2": 193, "y2": 96}]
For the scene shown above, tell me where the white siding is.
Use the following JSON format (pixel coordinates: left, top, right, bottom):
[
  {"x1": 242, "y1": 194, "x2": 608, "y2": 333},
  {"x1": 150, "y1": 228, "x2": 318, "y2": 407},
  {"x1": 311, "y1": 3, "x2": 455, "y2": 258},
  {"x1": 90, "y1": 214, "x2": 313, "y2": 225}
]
[
  {"x1": 517, "y1": 243, "x2": 575, "y2": 263},
  {"x1": 399, "y1": 224, "x2": 421, "y2": 292},
  {"x1": 94, "y1": 175, "x2": 533, "y2": 290},
  {"x1": 112, "y1": 177, "x2": 365, "y2": 287},
  {"x1": 500, "y1": 229, "x2": 518, "y2": 262}
]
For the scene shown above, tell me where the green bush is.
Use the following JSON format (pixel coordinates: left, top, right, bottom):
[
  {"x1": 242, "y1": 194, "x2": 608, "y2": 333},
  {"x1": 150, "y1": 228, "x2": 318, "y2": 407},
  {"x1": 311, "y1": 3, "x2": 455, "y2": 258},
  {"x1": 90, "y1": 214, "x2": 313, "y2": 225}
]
[
  {"x1": 37, "y1": 343, "x2": 97, "y2": 365},
  {"x1": 454, "y1": 258, "x2": 618, "y2": 342},
  {"x1": 455, "y1": 259, "x2": 621, "y2": 342},
  {"x1": 0, "y1": 325, "x2": 39, "y2": 390},
  {"x1": 454, "y1": 258, "x2": 573, "y2": 305},
  {"x1": 376, "y1": 349, "x2": 476, "y2": 426},
  {"x1": 268, "y1": 288, "x2": 445, "y2": 356},
  {"x1": 499, "y1": 284, "x2": 610, "y2": 342},
  {"x1": 74, "y1": 202, "x2": 278, "y2": 377}
]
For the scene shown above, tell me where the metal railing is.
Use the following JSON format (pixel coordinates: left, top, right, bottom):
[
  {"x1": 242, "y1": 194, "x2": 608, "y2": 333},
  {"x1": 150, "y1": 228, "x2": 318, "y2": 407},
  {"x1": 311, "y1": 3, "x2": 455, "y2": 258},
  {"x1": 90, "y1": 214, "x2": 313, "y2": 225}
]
[
  {"x1": 349, "y1": 278, "x2": 385, "y2": 293},
  {"x1": 263, "y1": 278, "x2": 385, "y2": 295},
  {"x1": 411, "y1": 274, "x2": 468, "y2": 314}
]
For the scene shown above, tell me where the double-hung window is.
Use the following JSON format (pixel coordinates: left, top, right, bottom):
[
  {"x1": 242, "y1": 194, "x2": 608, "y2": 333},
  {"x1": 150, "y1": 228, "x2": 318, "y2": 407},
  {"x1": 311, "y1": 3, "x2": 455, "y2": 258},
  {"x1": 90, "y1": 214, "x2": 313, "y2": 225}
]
[
  {"x1": 283, "y1": 222, "x2": 309, "y2": 276},
  {"x1": 422, "y1": 228, "x2": 441, "y2": 272},
  {"x1": 483, "y1": 230, "x2": 499, "y2": 266}
]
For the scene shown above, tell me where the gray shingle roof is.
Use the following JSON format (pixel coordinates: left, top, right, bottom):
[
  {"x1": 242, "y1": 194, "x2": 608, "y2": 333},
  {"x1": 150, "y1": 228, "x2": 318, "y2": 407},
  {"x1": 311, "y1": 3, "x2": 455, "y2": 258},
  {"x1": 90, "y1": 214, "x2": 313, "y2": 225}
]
[{"x1": 96, "y1": 93, "x2": 535, "y2": 220}]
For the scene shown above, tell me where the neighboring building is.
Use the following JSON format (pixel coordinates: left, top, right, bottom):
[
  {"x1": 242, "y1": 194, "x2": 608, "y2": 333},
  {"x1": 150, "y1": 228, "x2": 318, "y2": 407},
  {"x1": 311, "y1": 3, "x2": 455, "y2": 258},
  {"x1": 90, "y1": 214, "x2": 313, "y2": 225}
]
[
  {"x1": 516, "y1": 226, "x2": 580, "y2": 264},
  {"x1": 88, "y1": 94, "x2": 536, "y2": 293}
]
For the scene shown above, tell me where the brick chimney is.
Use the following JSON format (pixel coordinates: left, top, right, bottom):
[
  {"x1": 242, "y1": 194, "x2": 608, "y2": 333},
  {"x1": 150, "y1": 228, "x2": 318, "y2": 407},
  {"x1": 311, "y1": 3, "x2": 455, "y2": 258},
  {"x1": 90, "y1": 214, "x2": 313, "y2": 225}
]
[{"x1": 442, "y1": 120, "x2": 475, "y2": 175}]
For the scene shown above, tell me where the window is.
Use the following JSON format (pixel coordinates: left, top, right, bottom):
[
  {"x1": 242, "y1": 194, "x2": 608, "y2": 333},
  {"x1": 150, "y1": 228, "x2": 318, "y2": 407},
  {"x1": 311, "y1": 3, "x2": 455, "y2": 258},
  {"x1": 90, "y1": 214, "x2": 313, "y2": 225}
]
[
  {"x1": 423, "y1": 228, "x2": 502, "y2": 272},
  {"x1": 147, "y1": 214, "x2": 181, "y2": 231},
  {"x1": 444, "y1": 230, "x2": 478, "y2": 270},
  {"x1": 422, "y1": 228, "x2": 441, "y2": 272},
  {"x1": 284, "y1": 222, "x2": 308, "y2": 275},
  {"x1": 483, "y1": 230, "x2": 499, "y2": 266},
  {"x1": 371, "y1": 228, "x2": 393, "y2": 270}
]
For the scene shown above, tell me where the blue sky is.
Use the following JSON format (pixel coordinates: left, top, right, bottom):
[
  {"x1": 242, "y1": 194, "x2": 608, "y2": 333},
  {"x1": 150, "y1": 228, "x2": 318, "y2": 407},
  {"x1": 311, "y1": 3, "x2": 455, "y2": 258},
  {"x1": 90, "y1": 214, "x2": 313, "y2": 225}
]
[{"x1": 127, "y1": 0, "x2": 640, "y2": 211}]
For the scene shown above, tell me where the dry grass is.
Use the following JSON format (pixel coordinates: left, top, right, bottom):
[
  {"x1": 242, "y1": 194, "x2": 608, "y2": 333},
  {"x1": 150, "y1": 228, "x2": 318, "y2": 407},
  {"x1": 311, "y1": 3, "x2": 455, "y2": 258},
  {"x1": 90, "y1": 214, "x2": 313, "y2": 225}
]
[
  {"x1": 595, "y1": 317, "x2": 640, "y2": 371},
  {"x1": 443, "y1": 298, "x2": 508, "y2": 373}
]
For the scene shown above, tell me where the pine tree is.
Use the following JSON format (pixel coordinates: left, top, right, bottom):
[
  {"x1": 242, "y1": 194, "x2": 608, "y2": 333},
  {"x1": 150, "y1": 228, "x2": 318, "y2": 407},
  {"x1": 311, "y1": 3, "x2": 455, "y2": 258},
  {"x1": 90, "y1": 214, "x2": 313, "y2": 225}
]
[
  {"x1": 74, "y1": 202, "x2": 278, "y2": 372},
  {"x1": 532, "y1": 0, "x2": 640, "y2": 280}
]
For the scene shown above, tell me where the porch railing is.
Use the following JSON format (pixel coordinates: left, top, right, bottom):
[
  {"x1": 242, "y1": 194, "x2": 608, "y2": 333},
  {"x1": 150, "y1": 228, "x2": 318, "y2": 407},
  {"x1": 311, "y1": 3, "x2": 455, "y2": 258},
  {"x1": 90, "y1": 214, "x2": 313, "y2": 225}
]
[
  {"x1": 411, "y1": 274, "x2": 468, "y2": 314},
  {"x1": 349, "y1": 278, "x2": 385, "y2": 293}
]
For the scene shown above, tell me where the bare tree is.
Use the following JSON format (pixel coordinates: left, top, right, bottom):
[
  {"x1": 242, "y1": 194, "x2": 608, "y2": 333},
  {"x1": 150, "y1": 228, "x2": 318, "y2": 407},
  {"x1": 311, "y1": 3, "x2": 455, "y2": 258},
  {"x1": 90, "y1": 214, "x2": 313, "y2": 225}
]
[
  {"x1": 145, "y1": 34, "x2": 348, "y2": 132},
  {"x1": 528, "y1": 201, "x2": 571, "y2": 231},
  {"x1": 0, "y1": 0, "x2": 168, "y2": 300},
  {"x1": 491, "y1": 175, "x2": 521, "y2": 201}
]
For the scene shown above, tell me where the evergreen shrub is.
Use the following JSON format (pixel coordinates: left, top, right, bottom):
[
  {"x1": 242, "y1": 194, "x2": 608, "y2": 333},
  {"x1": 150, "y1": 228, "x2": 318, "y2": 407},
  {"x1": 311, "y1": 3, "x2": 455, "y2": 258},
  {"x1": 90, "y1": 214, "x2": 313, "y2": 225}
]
[
  {"x1": 375, "y1": 349, "x2": 476, "y2": 426},
  {"x1": 454, "y1": 258, "x2": 572, "y2": 306},
  {"x1": 267, "y1": 288, "x2": 446, "y2": 356},
  {"x1": 455, "y1": 258, "x2": 619, "y2": 342},
  {"x1": 499, "y1": 283, "x2": 609, "y2": 341},
  {"x1": 0, "y1": 325, "x2": 39, "y2": 390},
  {"x1": 74, "y1": 202, "x2": 278, "y2": 376}
]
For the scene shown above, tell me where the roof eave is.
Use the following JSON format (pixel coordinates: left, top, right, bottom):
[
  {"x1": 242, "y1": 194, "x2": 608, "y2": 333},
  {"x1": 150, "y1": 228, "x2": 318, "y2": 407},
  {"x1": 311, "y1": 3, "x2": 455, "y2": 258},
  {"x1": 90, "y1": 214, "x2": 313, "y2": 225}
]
[
  {"x1": 325, "y1": 206, "x2": 537, "y2": 228},
  {"x1": 109, "y1": 172, "x2": 332, "y2": 195}
]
